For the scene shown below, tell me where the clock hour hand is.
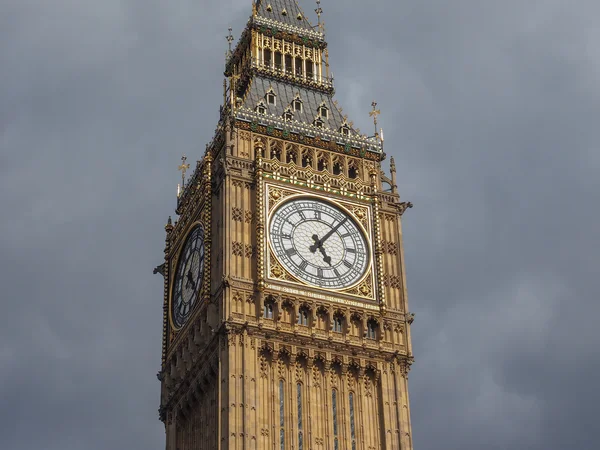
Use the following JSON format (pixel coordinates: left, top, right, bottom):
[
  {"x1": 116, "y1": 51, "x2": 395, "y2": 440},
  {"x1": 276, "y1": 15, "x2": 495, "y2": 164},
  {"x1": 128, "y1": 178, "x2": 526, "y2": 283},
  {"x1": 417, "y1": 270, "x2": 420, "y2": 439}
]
[
  {"x1": 318, "y1": 245, "x2": 332, "y2": 266},
  {"x1": 309, "y1": 234, "x2": 332, "y2": 265},
  {"x1": 186, "y1": 270, "x2": 196, "y2": 290}
]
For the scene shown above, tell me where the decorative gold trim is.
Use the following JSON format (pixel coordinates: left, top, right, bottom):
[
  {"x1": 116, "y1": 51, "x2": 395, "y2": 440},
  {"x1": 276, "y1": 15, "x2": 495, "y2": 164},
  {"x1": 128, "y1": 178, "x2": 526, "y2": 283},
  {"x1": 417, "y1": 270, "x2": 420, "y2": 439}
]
[{"x1": 264, "y1": 185, "x2": 375, "y2": 296}]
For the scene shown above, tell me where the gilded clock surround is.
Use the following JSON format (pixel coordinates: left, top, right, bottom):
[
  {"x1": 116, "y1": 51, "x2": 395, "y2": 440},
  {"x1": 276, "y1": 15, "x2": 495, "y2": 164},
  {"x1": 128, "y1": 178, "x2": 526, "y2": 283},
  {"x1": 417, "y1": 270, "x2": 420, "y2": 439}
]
[
  {"x1": 265, "y1": 186, "x2": 376, "y2": 299},
  {"x1": 157, "y1": 2, "x2": 415, "y2": 449}
]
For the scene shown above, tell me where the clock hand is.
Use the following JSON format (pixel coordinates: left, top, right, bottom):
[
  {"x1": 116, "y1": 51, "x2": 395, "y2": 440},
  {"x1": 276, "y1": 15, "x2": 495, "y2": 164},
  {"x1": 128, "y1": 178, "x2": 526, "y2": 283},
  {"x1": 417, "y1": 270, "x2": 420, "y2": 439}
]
[
  {"x1": 317, "y1": 245, "x2": 332, "y2": 266},
  {"x1": 309, "y1": 234, "x2": 321, "y2": 253},
  {"x1": 186, "y1": 270, "x2": 196, "y2": 290},
  {"x1": 319, "y1": 217, "x2": 348, "y2": 246}
]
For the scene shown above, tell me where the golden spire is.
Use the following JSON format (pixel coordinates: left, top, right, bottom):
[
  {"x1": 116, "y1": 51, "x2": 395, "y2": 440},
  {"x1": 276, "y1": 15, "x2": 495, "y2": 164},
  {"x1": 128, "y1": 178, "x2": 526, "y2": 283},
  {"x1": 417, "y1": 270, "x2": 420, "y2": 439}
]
[{"x1": 315, "y1": 0, "x2": 323, "y2": 32}]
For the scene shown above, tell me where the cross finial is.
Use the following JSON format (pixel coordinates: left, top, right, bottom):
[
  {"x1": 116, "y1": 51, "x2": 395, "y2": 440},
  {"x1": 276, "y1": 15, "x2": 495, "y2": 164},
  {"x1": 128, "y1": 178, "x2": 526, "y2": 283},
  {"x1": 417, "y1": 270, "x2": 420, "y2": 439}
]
[
  {"x1": 369, "y1": 101, "x2": 381, "y2": 135},
  {"x1": 178, "y1": 155, "x2": 190, "y2": 188}
]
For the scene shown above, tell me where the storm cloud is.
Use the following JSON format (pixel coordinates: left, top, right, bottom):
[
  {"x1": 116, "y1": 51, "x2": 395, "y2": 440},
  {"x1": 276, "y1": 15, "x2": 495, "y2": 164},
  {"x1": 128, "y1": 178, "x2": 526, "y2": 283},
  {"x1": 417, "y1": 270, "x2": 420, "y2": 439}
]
[{"x1": 1, "y1": 1, "x2": 598, "y2": 449}]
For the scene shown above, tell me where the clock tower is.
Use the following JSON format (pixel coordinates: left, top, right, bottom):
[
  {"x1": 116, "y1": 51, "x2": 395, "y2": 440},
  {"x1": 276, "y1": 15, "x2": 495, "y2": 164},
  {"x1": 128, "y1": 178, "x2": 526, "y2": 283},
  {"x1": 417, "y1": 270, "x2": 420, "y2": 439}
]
[{"x1": 156, "y1": 1, "x2": 416, "y2": 449}]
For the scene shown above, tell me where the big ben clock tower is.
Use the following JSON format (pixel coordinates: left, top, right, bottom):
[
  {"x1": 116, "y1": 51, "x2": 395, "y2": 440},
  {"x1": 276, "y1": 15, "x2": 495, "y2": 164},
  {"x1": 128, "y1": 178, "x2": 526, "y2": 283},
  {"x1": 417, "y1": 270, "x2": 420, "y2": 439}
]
[{"x1": 156, "y1": 1, "x2": 416, "y2": 449}]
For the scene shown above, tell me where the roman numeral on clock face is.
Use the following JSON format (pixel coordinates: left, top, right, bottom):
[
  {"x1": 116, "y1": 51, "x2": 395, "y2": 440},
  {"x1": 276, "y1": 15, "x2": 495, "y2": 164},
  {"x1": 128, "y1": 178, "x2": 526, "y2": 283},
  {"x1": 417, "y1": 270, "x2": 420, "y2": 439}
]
[
  {"x1": 343, "y1": 260, "x2": 353, "y2": 269},
  {"x1": 285, "y1": 248, "x2": 297, "y2": 256},
  {"x1": 299, "y1": 260, "x2": 308, "y2": 271}
]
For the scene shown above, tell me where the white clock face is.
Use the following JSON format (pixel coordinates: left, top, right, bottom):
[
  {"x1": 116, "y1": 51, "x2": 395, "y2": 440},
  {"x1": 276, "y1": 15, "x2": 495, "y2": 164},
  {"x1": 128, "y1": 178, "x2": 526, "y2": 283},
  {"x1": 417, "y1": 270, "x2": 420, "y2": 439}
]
[{"x1": 269, "y1": 197, "x2": 369, "y2": 289}]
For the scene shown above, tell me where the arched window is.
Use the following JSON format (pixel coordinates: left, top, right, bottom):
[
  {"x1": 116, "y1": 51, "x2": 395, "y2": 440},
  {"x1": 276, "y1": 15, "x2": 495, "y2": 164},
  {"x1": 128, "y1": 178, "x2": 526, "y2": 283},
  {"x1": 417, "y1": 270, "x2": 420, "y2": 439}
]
[
  {"x1": 333, "y1": 161, "x2": 342, "y2": 175},
  {"x1": 348, "y1": 166, "x2": 358, "y2": 179},
  {"x1": 264, "y1": 302, "x2": 274, "y2": 319},
  {"x1": 286, "y1": 149, "x2": 297, "y2": 165},
  {"x1": 317, "y1": 156, "x2": 328, "y2": 172},
  {"x1": 349, "y1": 392, "x2": 357, "y2": 450},
  {"x1": 297, "y1": 383, "x2": 304, "y2": 450},
  {"x1": 270, "y1": 145, "x2": 282, "y2": 161},
  {"x1": 333, "y1": 315, "x2": 343, "y2": 333},
  {"x1": 301, "y1": 151, "x2": 312, "y2": 168},
  {"x1": 297, "y1": 307, "x2": 309, "y2": 326},
  {"x1": 332, "y1": 389, "x2": 339, "y2": 450},
  {"x1": 367, "y1": 320, "x2": 378, "y2": 340},
  {"x1": 279, "y1": 380, "x2": 285, "y2": 450}
]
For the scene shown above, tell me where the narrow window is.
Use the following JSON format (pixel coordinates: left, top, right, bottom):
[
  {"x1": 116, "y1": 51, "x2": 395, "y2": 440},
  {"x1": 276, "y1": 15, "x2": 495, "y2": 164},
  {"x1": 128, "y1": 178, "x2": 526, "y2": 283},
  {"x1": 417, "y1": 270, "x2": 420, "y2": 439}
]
[
  {"x1": 341, "y1": 126, "x2": 350, "y2": 136},
  {"x1": 271, "y1": 147, "x2": 281, "y2": 161},
  {"x1": 349, "y1": 393, "x2": 356, "y2": 450},
  {"x1": 332, "y1": 389, "x2": 339, "y2": 450},
  {"x1": 317, "y1": 158, "x2": 327, "y2": 172},
  {"x1": 283, "y1": 111, "x2": 294, "y2": 122},
  {"x1": 287, "y1": 150, "x2": 296, "y2": 164},
  {"x1": 333, "y1": 315, "x2": 343, "y2": 333},
  {"x1": 301, "y1": 154, "x2": 311, "y2": 168},
  {"x1": 297, "y1": 384, "x2": 304, "y2": 450},
  {"x1": 294, "y1": 99, "x2": 302, "y2": 112},
  {"x1": 257, "y1": 105, "x2": 266, "y2": 115},
  {"x1": 264, "y1": 49, "x2": 272, "y2": 68},
  {"x1": 306, "y1": 60, "x2": 314, "y2": 80},
  {"x1": 264, "y1": 303, "x2": 273, "y2": 319},
  {"x1": 275, "y1": 51, "x2": 283, "y2": 71},
  {"x1": 285, "y1": 54, "x2": 293, "y2": 74},
  {"x1": 295, "y1": 57, "x2": 303, "y2": 76},
  {"x1": 319, "y1": 106, "x2": 328, "y2": 119},
  {"x1": 297, "y1": 308, "x2": 309, "y2": 326},
  {"x1": 333, "y1": 162, "x2": 342, "y2": 175},
  {"x1": 367, "y1": 320, "x2": 377, "y2": 340},
  {"x1": 280, "y1": 380, "x2": 285, "y2": 450},
  {"x1": 266, "y1": 92, "x2": 276, "y2": 105},
  {"x1": 348, "y1": 166, "x2": 358, "y2": 179}
]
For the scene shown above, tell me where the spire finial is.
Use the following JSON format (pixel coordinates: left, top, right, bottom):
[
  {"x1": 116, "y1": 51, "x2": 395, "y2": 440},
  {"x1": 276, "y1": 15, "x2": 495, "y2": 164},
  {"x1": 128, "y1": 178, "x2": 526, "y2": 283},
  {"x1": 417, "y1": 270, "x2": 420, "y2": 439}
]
[
  {"x1": 369, "y1": 101, "x2": 381, "y2": 135},
  {"x1": 226, "y1": 27, "x2": 234, "y2": 56},
  {"x1": 315, "y1": 1, "x2": 323, "y2": 32},
  {"x1": 177, "y1": 155, "x2": 190, "y2": 197}
]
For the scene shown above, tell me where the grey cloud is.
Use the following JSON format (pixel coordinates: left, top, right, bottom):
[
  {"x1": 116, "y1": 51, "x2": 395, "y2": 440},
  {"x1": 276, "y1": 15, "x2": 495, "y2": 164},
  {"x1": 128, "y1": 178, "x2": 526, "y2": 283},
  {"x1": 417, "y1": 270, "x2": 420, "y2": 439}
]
[{"x1": 1, "y1": 1, "x2": 598, "y2": 449}]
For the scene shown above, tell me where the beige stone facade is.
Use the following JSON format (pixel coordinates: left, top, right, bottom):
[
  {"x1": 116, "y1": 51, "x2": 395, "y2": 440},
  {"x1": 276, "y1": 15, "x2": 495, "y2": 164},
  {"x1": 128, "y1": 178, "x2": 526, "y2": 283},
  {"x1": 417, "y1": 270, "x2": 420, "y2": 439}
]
[{"x1": 158, "y1": 2, "x2": 415, "y2": 449}]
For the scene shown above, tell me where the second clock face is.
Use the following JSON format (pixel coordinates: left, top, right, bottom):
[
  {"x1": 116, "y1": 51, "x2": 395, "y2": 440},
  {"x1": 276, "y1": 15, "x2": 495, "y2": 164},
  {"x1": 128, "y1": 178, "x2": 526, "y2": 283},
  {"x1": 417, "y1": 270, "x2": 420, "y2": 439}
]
[
  {"x1": 269, "y1": 197, "x2": 369, "y2": 289},
  {"x1": 172, "y1": 224, "x2": 205, "y2": 329}
]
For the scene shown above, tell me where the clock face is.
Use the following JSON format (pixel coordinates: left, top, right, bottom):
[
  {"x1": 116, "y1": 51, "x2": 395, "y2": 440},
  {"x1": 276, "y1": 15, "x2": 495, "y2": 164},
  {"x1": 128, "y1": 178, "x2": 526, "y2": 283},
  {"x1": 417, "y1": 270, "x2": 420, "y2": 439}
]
[
  {"x1": 269, "y1": 197, "x2": 369, "y2": 289},
  {"x1": 171, "y1": 225, "x2": 205, "y2": 329}
]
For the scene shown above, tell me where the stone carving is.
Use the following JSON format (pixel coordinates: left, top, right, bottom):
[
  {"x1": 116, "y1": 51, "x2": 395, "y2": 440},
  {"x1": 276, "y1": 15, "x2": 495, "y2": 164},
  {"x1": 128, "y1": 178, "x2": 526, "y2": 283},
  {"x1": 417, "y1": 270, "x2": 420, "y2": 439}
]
[
  {"x1": 232, "y1": 241, "x2": 244, "y2": 257},
  {"x1": 232, "y1": 207, "x2": 243, "y2": 222}
]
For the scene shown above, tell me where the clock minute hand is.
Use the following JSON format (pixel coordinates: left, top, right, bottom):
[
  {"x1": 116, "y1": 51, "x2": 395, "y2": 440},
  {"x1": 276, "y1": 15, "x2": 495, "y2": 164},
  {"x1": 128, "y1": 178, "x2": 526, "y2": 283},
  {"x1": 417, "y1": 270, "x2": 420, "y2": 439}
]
[{"x1": 319, "y1": 217, "x2": 348, "y2": 246}]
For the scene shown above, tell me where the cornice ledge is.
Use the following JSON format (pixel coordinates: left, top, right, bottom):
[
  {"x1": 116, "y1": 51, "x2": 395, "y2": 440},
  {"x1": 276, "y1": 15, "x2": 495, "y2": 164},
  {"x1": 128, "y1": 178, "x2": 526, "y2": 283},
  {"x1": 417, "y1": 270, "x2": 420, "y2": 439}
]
[{"x1": 252, "y1": 16, "x2": 324, "y2": 41}]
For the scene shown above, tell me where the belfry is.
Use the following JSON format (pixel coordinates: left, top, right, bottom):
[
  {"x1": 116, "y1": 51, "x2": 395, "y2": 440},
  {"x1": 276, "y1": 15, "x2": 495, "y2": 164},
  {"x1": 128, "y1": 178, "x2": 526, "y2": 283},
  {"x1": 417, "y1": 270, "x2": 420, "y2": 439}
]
[{"x1": 156, "y1": 1, "x2": 416, "y2": 448}]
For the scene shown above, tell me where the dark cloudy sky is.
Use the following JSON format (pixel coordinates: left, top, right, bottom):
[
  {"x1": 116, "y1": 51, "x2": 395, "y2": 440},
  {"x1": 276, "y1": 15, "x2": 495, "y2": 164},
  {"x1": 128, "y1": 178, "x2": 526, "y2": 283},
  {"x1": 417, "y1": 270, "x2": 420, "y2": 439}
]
[{"x1": 1, "y1": 0, "x2": 598, "y2": 449}]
